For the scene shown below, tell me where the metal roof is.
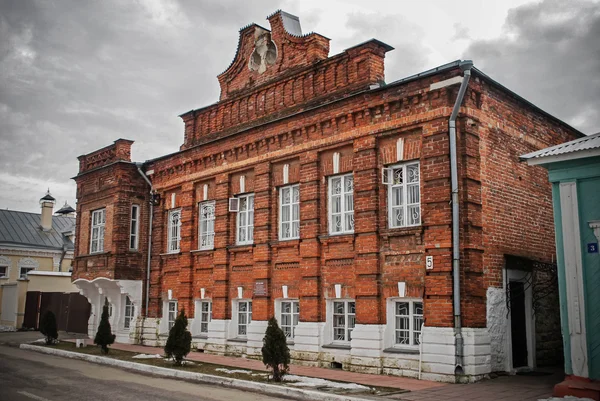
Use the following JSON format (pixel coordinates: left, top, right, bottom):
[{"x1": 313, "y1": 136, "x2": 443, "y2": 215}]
[
  {"x1": 520, "y1": 132, "x2": 600, "y2": 165},
  {"x1": 0, "y1": 210, "x2": 75, "y2": 251}
]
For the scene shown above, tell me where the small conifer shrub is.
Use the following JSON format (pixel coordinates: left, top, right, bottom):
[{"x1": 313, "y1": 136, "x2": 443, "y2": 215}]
[
  {"x1": 261, "y1": 317, "x2": 290, "y2": 382},
  {"x1": 94, "y1": 299, "x2": 116, "y2": 354},
  {"x1": 164, "y1": 309, "x2": 192, "y2": 366},
  {"x1": 39, "y1": 310, "x2": 58, "y2": 345}
]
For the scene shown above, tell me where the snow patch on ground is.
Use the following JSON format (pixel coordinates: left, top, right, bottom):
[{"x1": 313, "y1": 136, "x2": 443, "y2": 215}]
[
  {"x1": 215, "y1": 368, "x2": 254, "y2": 374},
  {"x1": 132, "y1": 354, "x2": 163, "y2": 359},
  {"x1": 538, "y1": 398, "x2": 595, "y2": 401},
  {"x1": 283, "y1": 375, "x2": 370, "y2": 390},
  {"x1": 0, "y1": 325, "x2": 16, "y2": 332}
]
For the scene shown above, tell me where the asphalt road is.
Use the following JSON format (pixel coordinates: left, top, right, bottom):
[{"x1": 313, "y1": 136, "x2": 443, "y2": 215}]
[{"x1": 0, "y1": 346, "x2": 292, "y2": 401}]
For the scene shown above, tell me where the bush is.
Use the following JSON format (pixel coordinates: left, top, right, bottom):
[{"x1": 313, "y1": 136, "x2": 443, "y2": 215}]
[
  {"x1": 164, "y1": 309, "x2": 192, "y2": 366},
  {"x1": 39, "y1": 310, "x2": 58, "y2": 345},
  {"x1": 94, "y1": 299, "x2": 116, "y2": 354},
  {"x1": 261, "y1": 316, "x2": 290, "y2": 382}
]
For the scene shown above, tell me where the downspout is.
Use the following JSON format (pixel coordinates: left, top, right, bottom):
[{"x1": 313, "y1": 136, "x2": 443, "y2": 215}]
[
  {"x1": 449, "y1": 60, "x2": 473, "y2": 375},
  {"x1": 135, "y1": 163, "x2": 154, "y2": 326}
]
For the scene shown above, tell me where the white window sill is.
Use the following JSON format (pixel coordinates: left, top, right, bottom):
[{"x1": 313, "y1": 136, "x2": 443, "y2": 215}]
[
  {"x1": 322, "y1": 343, "x2": 351, "y2": 350},
  {"x1": 161, "y1": 250, "x2": 181, "y2": 256},
  {"x1": 383, "y1": 346, "x2": 420, "y2": 355},
  {"x1": 228, "y1": 337, "x2": 248, "y2": 343},
  {"x1": 191, "y1": 248, "x2": 214, "y2": 254},
  {"x1": 278, "y1": 237, "x2": 300, "y2": 242}
]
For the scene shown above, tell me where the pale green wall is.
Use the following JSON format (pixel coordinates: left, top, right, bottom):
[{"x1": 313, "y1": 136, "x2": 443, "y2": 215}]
[{"x1": 547, "y1": 156, "x2": 600, "y2": 380}]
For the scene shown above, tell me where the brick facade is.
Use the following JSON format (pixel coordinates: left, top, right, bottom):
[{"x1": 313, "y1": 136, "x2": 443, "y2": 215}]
[{"x1": 72, "y1": 11, "x2": 582, "y2": 380}]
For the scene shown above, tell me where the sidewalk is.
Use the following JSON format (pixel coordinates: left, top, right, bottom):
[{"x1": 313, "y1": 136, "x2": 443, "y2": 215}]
[{"x1": 72, "y1": 340, "x2": 561, "y2": 400}]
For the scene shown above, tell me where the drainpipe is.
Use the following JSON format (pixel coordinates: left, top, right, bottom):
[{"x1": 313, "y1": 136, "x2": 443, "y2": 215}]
[
  {"x1": 449, "y1": 60, "x2": 473, "y2": 375},
  {"x1": 135, "y1": 163, "x2": 154, "y2": 319}
]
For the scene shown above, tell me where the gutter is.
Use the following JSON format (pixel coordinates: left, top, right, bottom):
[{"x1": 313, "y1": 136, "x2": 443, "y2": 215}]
[
  {"x1": 449, "y1": 59, "x2": 473, "y2": 375},
  {"x1": 135, "y1": 163, "x2": 154, "y2": 320}
]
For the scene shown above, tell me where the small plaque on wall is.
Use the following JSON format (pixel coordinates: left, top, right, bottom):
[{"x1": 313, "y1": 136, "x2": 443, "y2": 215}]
[{"x1": 254, "y1": 280, "x2": 269, "y2": 297}]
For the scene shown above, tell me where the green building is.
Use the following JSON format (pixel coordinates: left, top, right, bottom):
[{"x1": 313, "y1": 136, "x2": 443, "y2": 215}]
[{"x1": 521, "y1": 132, "x2": 600, "y2": 399}]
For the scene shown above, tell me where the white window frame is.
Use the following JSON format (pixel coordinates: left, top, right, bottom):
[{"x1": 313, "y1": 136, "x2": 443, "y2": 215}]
[
  {"x1": 332, "y1": 300, "x2": 355, "y2": 343},
  {"x1": 198, "y1": 201, "x2": 216, "y2": 250},
  {"x1": 167, "y1": 300, "x2": 178, "y2": 330},
  {"x1": 385, "y1": 161, "x2": 421, "y2": 228},
  {"x1": 236, "y1": 194, "x2": 254, "y2": 245},
  {"x1": 328, "y1": 174, "x2": 354, "y2": 235},
  {"x1": 391, "y1": 299, "x2": 424, "y2": 348},
  {"x1": 129, "y1": 204, "x2": 139, "y2": 250},
  {"x1": 0, "y1": 265, "x2": 8, "y2": 278},
  {"x1": 278, "y1": 300, "x2": 300, "y2": 339},
  {"x1": 167, "y1": 209, "x2": 182, "y2": 253},
  {"x1": 90, "y1": 208, "x2": 106, "y2": 254},
  {"x1": 198, "y1": 300, "x2": 212, "y2": 334},
  {"x1": 19, "y1": 267, "x2": 35, "y2": 279},
  {"x1": 124, "y1": 296, "x2": 135, "y2": 329},
  {"x1": 235, "y1": 300, "x2": 252, "y2": 338},
  {"x1": 279, "y1": 185, "x2": 300, "y2": 241}
]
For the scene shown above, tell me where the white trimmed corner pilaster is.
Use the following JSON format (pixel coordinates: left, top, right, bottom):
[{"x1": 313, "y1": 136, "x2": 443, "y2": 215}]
[
  {"x1": 246, "y1": 320, "x2": 268, "y2": 358},
  {"x1": 349, "y1": 324, "x2": 385, "y2": 374},
  {"x1": 205, "y1": 319, "x2": 230, "y2": 354},
  {"x1": 291, "y1": 322, "x2": 325, "y2": 365}
]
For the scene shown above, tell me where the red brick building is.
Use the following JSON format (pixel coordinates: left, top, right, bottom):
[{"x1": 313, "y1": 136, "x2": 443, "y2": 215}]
[{"x1": 72, "y1": 11, "x2": 583, "y2": 382}]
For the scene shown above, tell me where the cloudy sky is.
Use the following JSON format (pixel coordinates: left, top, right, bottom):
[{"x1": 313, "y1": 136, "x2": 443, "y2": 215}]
[{"x1": 1, "y1": 0, "x2": 599, "y2": 213}]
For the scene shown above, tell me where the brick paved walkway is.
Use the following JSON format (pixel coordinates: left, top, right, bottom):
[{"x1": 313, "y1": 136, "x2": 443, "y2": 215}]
[{"x1": 71, "y1": 340, "x2": 561, "y2": 400}]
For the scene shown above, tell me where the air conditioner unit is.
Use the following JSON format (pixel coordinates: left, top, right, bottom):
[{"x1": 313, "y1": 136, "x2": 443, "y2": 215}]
[
  {"x1": 381, "y1": 167, "x2": 392, "y2": 185},
  {"x1": 228, "y1": 198, "x2": 239, "y2": 212}
]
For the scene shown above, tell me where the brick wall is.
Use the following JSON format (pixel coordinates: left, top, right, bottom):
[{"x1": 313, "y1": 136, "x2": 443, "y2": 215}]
[{"x1": 73, "y1": 14, "x2": 582, "y2": 336}]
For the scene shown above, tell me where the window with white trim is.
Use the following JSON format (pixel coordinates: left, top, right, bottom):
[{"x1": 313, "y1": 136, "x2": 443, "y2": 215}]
[
  {"x1": 236, "y1": 194, "x2": 254, "y2": 245},
  {"x1": 19, "y1": 266, "x2": 35, "y2": 279},
  {"x1": 130, "y1": 205, "x2": 139, "y2": 250},
  {"x1": 280, "y1": 300, "x2": 299, "y2": 339},
  {"x1": 236, "y1": 300, "x2": 252, "y2": 337},
  {"x1": 279, "y1": 185, "x2": 299, "y2": 240},
  {"x1": 199, "y1": 201, "x2": 215, "y2": 250},
  {"x1": 167, "y1": 209, "x2": 181, "y2": 253},
  {"x1": 198, "y1": 300, "x2": 212, "y2": 334},
  {"x1": 0, "y1": 265, "x2": 8, "y2": 278},
  {"x1": 332, "y1": 300, "x2": 355, "y2": 342},
  {"x1": 328, "y1": 174, "x2": 354, "y2": 235},
  {"x1": 167, "y1": 301, "x2": 178, "y2": 330},
  {"x1": 386, "y1": 162, "x2": 421, "y2": 228},
  {"x1": 90, "y1": 208, "x2": 106, "y2": 253},
  {"x1": 124, "y1": 296, "x2": 135, "y2": 329},
  {"x1": 394, "y1": 300, "x2": 423, "y2": 346}
]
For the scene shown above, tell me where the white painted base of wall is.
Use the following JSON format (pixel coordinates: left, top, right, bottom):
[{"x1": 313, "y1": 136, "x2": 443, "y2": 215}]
[{"x1": 420, "y1": 326, "x2": 491, "y2": 383}]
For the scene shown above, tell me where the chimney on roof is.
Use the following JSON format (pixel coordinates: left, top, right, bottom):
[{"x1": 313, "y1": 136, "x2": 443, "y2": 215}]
[{"x1": 40, "y1": 189, "x2": 56, "y2": 231}]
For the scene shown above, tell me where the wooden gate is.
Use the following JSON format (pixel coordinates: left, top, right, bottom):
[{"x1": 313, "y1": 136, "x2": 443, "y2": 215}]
[{"x1": 23, "y1": 292, "x2": 90, "y2": 334}]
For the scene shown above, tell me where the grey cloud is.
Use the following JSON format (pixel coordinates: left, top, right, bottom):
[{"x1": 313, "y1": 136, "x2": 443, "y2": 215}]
[
  {"x1": 463, "y1": 0, "x2": 600, "y2": 134},
  {"x1": 0, "y1": 0, "x2": 280, "y2": 212}
]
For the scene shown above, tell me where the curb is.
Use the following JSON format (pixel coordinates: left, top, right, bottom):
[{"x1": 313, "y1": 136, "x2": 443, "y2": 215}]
[{"x1": 20, "y1": 344, "x2": 376, "y2": 401}]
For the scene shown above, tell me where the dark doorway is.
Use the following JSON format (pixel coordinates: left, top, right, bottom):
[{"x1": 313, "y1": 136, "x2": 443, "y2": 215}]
[{"x1": 510, "y1": 281, "x2": 528, "y2": 368}]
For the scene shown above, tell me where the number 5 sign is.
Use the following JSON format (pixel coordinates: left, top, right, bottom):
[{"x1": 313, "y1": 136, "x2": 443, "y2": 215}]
[{"x1": 426, "y1": 256, "x2": 434, "y2": 270}]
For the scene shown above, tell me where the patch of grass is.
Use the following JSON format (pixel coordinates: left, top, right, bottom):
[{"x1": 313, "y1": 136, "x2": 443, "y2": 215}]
[{"x1": 39, "y1": 342, "x2": 401, "y2": 395}]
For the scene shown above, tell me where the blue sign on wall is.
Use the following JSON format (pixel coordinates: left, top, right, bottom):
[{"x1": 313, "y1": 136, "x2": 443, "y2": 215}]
[{"x1": 588, "y1": 243, "x2": 599, "y2": 253}]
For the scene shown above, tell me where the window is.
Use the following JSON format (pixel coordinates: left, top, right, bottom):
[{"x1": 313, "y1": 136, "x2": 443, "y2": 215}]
[
  {"x1": 198, "y1": 301, "x2": 212, "y2": 334},
  {"x1": 167, "y1": 209, "x2": 181, "y2": 253},
  {"x1": 124, "y1": 296, "x2": 135, "y2": 329},
  {"x1": 19, "y1": 267, "x2": 35, "y2": 279},
  {"x1": 394, "y1": 300, "x2": 424, "y2": 346},
  {"x1": 167, "y1": 301, "x2": 178, "y2": 330},
  {"x1": 279, "y1": 185, "x2": 300, "y2": 240},
  {"x1": 236, "y1": 194, "x2": 254, "y2": 245},
  {"x1": 333, "y1": 300, "x2": 355, "y2": 342},
  {"x1": 0, "y1": 265, "x2": 7, "y2": 278},
  {"x1": 386, "y1": 162, "x2": 421, "y2": 228},
  {"x1": 328, "y1": 174, "x2": 354, "y2": 235},
  {"x1": 237, "y1": 300, "x2": 252, "y2": 337},
  {"x1": 130, "y1": 205, "x2": 139, "y2": 250},
  {"x1": 90, "y1": 209, "x2": 106, "y2": 253},
  {"x1": 199, "y1": 201, "x2": 215, "y2": 250},
  {"x1": 280, "y1": 300, "x2": 299, "y2": 339}
]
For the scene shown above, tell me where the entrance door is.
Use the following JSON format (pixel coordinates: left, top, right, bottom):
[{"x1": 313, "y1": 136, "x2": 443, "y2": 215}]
[{"x1": 510, "y1": 281, "x2": 528, "y2": 368}]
